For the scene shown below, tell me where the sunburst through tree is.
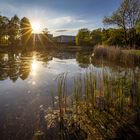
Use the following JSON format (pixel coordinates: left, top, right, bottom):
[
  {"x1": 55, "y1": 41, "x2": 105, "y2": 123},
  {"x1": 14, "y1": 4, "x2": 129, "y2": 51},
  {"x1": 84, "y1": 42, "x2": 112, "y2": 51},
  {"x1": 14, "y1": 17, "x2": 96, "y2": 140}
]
[{"x1": 20, "y1": 17, "x2": 33, "y2": 45}]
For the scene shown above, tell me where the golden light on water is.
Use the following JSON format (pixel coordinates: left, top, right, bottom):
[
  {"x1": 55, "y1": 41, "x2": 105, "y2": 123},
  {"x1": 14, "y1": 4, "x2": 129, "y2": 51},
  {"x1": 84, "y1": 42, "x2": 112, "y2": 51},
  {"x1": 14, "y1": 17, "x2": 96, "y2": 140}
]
[
  {"x1": 32, "y1": 60, "x2": 38, "y2": 70},
  {"x1": 31, "y1": 58, "x2": 38, "y2": 76}
]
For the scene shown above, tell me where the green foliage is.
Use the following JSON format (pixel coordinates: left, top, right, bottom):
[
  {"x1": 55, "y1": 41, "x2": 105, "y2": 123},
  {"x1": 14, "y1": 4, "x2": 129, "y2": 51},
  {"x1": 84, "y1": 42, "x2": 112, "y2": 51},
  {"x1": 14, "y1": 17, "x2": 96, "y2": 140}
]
[
  {"x1": 76, "y1": 28, "x2": 102, "y2": 47},
  {"x1": 76, "y1": 28, "x2": 131, "y2": 47},
  {"x1": 102, "y1": 28, "x2": 126, "y2": 46},
  {"x1": 76, "y1": 28, "x2": 90, "y2": 46},
  {"x1": 0, "y1": 16, "x2": 9, "y2": 36},
  {"x1": 0, "y1": 15, "x2": 9, "y2": 44},
  {"x1": 8, "y1": 15, "x2": 21, "y2": 45},
  {"x1": 103, "y1": 0, "x2": 140, "y2": 29},
  {"x1": 90, "y1": 28, "x2": 102, "y2": 46},
  {"x1": 136, "y1": 20, "x2": 140, "y2": 35},
  {"x1": 76, "y1": 0, "x2": 140, "y2": 48},
  {"x1": 135, "y1": 21, "x2": 140, "y2": 47},
  {"x1": 0, "y1": 14, "x2": 33, "y2": 46},
  {"x1": 103, "y1": 0, "x2": 140, "y2": 47}
]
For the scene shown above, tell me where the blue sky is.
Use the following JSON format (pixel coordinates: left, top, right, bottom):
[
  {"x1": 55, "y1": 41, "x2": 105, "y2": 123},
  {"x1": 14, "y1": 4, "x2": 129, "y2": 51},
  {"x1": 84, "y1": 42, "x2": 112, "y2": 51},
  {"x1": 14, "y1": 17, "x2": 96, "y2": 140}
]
[{"x1": 0, "y1": 0, "x2": 121, "y2": 36}]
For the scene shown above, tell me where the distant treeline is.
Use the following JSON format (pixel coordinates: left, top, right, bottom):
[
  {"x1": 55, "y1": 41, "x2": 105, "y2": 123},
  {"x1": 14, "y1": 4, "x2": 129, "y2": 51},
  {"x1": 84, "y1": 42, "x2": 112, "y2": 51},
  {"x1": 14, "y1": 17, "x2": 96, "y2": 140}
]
[
  {"x1": 0, "y1": 15, "x2": 50, "y2": 47},
  {"x1": 1, "y1": 0, "x2": 140, "y2": 49},
  {"x1": 0, "y1": 15, "x2": 32, "y2": 46},
  {"x1": 76, "y1": 0, "x2": 140, "y2": 48}
]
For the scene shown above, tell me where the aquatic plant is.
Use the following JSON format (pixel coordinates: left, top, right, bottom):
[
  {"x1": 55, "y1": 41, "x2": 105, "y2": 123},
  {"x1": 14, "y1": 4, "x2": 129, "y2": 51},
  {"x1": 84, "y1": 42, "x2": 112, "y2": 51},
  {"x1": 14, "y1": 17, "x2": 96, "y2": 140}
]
[{"x1": 44, "y1": 68, "x2": 140, "y2": 139}]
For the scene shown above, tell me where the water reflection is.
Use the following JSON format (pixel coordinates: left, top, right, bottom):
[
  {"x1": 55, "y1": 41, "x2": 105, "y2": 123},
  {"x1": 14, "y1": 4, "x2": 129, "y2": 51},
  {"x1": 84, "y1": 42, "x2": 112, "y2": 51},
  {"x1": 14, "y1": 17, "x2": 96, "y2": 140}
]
[
  {"x1": 0, "y1": 52, "x2": 52, "y2": 82},
  {"x1": 0, "y1": 52, "x2": 30, "y2": 82},
  {"x1": 0, "y1": 50, "x2": 140, "y2": 140},
  {"x1": 0, "y1": 50, "x2": 140, "y2": 87},
  {"x1": 76, "y1": 52, "x2": 92, "y2": 68},
  {"x1": 0, "y1": 51, "x2": 85, "y2": 82},
  {"x1": 31, "y1": 57, "x2": 38, "y2": 77}
]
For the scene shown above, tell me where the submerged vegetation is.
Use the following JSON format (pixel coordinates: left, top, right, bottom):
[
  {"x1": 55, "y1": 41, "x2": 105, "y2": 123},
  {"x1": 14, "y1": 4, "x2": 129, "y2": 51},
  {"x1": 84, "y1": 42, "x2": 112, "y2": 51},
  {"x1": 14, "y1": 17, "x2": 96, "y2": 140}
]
[{"x1": 37, "y1": 68, "x2": 140, "y2": 139}]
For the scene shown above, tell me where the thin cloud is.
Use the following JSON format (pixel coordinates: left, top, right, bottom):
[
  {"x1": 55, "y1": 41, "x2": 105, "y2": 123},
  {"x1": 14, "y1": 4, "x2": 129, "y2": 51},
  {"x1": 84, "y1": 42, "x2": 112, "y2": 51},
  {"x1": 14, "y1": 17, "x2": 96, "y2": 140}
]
[
  {"x1": 55, "y1": 30, "x2": 68, "y2": 32},
  {"x1": 50, "y1": 27, "x2": 81, "y2": 36},
  {"x1": 0, "y1": 2, "x2": 103, "y2": 36},
  {"x1": 47, "y1": 16, "x2": 86, "y2": 28}
]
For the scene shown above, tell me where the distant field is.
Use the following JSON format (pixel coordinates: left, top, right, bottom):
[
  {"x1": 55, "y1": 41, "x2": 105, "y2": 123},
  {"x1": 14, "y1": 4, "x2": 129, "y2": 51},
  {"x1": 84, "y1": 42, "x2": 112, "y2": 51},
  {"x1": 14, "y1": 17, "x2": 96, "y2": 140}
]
[{"x1": 122, "y1": 50, "x2": 140, "y2": 56}]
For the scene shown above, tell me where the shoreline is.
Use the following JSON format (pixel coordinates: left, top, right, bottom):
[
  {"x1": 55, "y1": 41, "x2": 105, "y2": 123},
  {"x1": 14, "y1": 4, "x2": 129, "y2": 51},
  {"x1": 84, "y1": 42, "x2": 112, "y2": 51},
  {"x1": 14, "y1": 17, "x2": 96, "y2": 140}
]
[{"x1": 0, "y1": 44, "x2": 94, "y2": 52}]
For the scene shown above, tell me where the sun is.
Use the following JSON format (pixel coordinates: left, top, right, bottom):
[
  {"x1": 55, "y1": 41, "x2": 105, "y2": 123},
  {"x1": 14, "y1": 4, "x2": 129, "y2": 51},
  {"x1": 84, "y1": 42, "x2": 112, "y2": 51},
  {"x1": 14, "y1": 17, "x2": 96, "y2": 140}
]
[{"x1": 31, "y1": 22, "x2": 42, "y2": 33}]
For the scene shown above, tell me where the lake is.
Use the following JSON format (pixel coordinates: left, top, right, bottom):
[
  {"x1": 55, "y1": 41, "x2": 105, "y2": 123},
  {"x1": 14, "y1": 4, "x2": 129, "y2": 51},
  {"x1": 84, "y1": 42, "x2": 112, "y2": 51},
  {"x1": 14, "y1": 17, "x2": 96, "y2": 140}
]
[{"x1": 0, "y1": 50, "x2": 140, "y2": 140}]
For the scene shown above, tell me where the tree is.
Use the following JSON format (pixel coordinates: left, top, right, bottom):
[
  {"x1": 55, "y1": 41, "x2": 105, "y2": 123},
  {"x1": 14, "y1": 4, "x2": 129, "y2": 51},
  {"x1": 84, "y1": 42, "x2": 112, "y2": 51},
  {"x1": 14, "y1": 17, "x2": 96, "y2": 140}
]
[
  {"x1": 8, "y1": 15, "x2": 20, "y2": 45},
  {"x1": 42, "y1": 28, "x2": 49, "y2": 35},
  {"x1": 0, "y1": 15, "x2": 9, "y2": 44},
  {"x1": 20, "y1": 17, "x2": 32, "y2": 45},
  {"x1": 102, "y1": 28, "x2": 126, "y2": 46},
  {"x1": 42, "y1": 28, "x2": 53, "y2": 44},
  {"x1": 135, "y1": 20, "x2": 140, "y2": 47},
  {"x1": 103, "y1": 0, "x2": 140, "y2": 47},
  {"x1": 136, "y1": 20, "x2": 140, "y2": 34},
  {"x1": 76, "y1": 28, "x2": 90, "y2": 46},
  {"x1": 90, "y1": 28, "x2": 102, "y2": 46}
]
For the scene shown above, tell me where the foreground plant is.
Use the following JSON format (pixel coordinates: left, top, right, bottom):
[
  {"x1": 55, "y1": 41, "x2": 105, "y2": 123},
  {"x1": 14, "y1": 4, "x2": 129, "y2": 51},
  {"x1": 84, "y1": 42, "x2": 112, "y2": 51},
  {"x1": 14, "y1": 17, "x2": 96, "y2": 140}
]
[{"x1": 43, "y1": 68, "x2": 140, "y2": 139}]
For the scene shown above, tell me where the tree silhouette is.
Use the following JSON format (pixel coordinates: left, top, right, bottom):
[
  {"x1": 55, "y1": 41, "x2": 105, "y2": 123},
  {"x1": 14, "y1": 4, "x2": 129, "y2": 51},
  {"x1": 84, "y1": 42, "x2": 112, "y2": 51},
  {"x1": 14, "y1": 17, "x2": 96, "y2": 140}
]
[
  {"x1": 20, "y1": 17, "x2": 32, "y2": 45},
  {"x1": 8, "y1": 15, "x2": 20, "y2": 45}
]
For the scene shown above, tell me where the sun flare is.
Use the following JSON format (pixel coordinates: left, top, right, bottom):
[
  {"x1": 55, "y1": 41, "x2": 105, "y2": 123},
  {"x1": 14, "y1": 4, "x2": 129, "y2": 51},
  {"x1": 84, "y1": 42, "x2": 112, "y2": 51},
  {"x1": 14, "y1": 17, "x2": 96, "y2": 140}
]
[{"x1": 31, "y1": 22, "x2": 42, "y2": 33}]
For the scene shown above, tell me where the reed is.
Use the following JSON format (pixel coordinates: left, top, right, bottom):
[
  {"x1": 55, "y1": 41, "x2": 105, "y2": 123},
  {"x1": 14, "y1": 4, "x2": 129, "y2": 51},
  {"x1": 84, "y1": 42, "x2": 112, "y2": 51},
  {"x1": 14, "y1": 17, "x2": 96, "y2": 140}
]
[
  {"x1": 93, "y1": 46, "x2": 140, "y2": 67},
  {"x1": 45, "y1": 68, "x2": 140, "y2": 139}
]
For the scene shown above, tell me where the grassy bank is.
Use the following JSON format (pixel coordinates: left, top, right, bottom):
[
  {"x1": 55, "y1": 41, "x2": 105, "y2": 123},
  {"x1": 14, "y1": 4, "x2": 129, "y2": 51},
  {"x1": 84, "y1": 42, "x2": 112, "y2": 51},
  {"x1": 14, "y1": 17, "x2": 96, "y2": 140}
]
[
  {"x1": 122, "y1": 50, "x2": 140, "y2": 56},
  {"x1": 93, "y1": 46, "x2": 140, "y2": 67},
  {"x1": 0, "y1": 44, "x2": 94, "y2": 53}
]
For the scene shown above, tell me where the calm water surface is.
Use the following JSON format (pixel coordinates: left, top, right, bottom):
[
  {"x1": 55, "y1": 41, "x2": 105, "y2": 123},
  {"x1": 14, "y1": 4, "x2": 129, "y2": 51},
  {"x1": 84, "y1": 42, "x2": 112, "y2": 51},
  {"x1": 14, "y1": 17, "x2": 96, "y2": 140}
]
[{"x1": 0, "y1": 50, "x2": 139, "y2": 140}]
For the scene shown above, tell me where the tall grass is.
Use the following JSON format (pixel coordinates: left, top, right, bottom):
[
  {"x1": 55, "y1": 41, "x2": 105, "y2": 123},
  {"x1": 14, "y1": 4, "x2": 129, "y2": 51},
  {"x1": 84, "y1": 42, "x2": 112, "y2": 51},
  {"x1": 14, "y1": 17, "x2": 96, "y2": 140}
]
[
  {"x1": 93, "y1": 46, "x2": 140, "y2": 67},
  {"x1": 44, "y1": 69, "x2": 140, "y2": 139}
]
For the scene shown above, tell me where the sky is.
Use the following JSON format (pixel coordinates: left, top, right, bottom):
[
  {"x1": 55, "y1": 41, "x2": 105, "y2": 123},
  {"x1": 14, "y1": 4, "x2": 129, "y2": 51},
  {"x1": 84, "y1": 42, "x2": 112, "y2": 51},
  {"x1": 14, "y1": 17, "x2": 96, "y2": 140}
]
[{"x1": 0, "y1": 0, "x2": 122, "y2": 36}]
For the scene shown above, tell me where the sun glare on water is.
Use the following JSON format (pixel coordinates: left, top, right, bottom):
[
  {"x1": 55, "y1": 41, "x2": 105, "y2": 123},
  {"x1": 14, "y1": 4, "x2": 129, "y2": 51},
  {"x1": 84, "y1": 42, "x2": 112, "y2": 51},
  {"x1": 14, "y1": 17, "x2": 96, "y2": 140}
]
[
  {"x1": 31, "y1": 22, "x2": 42, "y2": 33},
  {"x1": 32, "y1": 60, "x2": 38, "y2": 70},
  {"x1": 31, "y1": 58, "x2": 38, "y2": 76}
]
